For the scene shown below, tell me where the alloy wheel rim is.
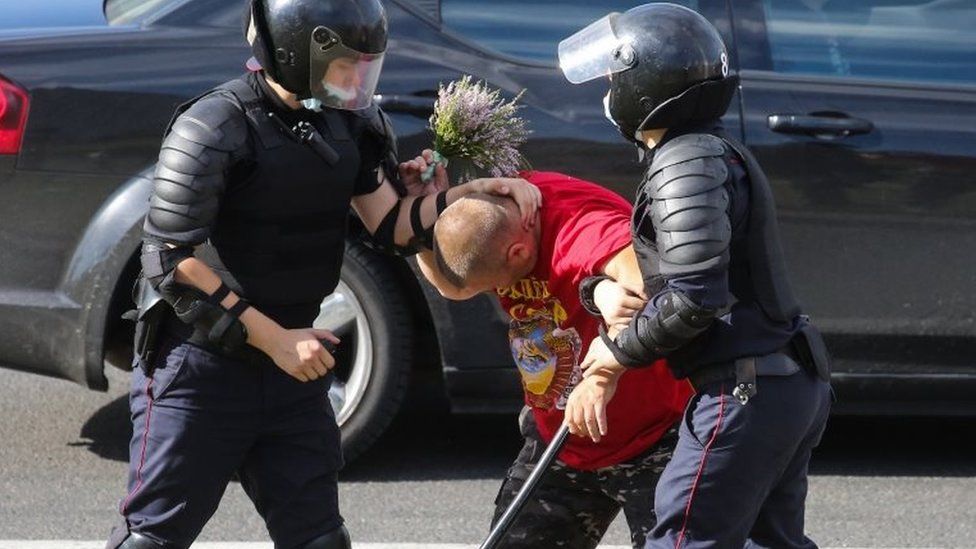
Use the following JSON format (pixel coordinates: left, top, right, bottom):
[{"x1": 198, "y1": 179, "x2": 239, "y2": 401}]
[{"x1": 313, "y1": 279, "x2": 373, "y2": 426}]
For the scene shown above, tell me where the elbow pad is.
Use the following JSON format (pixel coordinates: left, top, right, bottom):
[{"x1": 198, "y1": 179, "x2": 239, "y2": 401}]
[
  {"x1": 614, "y1": 290, "x2": 718, "y2": 365},
  {"x1": 144, "y1": 93, "x2": 249, "y2": 245},
  {"x1": 140, "y1": 239, "x2": 194, "y2": 289}
]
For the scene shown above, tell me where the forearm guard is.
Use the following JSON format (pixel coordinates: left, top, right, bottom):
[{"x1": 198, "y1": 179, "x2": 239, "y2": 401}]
[
  {"x1": 608, "y1": 290, "x2": 719, "y2": 367},
  {"x1": 140, "y1": 239, "x2": 249, "y2": 353},
  {"x1": 362, "y1": 190, "x2": 449, "y2": 256}
]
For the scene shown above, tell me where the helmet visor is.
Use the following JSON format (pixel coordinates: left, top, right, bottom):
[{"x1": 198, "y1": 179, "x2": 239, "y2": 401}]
[
  {"x1": 558, "y1": 13, "x2": 633, "y2": 84},
  {"x1": 309, "y1": 26, "x2": 385, "y2": 110}
]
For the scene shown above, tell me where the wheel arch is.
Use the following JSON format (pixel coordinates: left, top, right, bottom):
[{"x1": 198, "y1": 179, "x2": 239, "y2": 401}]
[{"x1": 60, "y1": 168, "x2": 153, "y2": 390}]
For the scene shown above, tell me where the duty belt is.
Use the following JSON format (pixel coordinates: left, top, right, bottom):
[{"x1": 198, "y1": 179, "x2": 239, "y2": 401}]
[{"x1": 688, "y1": 343, "x2": 803, "y2": 405}]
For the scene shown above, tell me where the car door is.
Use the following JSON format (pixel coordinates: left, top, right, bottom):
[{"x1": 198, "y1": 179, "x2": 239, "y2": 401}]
[{"x1": 731, "y1": 0, "x2": 976, "y2": 408}]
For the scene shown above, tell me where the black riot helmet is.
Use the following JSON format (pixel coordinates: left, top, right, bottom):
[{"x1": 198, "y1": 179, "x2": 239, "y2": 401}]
[
  {"x1": 558, "y1": 3, "x2": 738, "y2": 144},
  {"x1": 245, "y1": 0, "x2": 388, "y2": 110}
]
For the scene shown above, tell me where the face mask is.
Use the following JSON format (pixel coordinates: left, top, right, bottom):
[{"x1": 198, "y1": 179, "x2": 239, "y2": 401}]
[
  {"x1": 603, "y1": 91, "x2": 619, "y2": 129},
  {"x1": 324, "y1": 82, "x2": 358, "y2": 103},
  {"x1": 301, "y1": 98, "x2": 324, "y2": 112},
  {"x1": 604, "y1": 91, "x2": 646, "y2": 145}
]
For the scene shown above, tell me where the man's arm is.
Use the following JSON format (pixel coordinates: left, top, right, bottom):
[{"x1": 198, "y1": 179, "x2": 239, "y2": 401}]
[
  {"x1": 351, "y1": 163, "x2": 540, "y2": 253},
  {"x1": 564, "y1": 246, "x2": 644, "y2": 443},
  {"x1": 600, "y1": 245, "x2": 645, "y2": 297}
]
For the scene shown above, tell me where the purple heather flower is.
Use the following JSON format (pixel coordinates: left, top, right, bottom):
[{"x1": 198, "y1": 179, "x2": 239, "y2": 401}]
[{"x1": 428, "y1": 76, "x2": 530, "y2": 182}]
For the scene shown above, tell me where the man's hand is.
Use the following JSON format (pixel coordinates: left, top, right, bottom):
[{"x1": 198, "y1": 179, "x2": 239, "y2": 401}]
[
  {"x1": 580, "y1": 335, "x2": 625, "y2": 378},
  {"x1": 472, "y1": 177, "x2": 542, "y2": 228},
  {"x1": 564, "y1": 366, "x2": 623, "y2": 443},
  {"x1": 266, "y1": 328, "x2": 341, "y2": 382},
  {"x1": 398, "y1": 149, "x2": 449, "y2": 196},
  {"x1": 593, "y1": 279, "x2": 647, "y2": 330}
]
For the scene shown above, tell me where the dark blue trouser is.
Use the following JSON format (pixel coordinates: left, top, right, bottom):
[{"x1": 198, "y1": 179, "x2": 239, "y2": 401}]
[
  {"x1": 109, "y1": 336, "x2": 343, "y2": 549},
  {"x1": 645, "y1": 369, "x2": 831, "y2": 549}
]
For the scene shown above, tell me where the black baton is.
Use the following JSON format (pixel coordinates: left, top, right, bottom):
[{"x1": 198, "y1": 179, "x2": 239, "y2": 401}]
[
  {"x1": 320, "y1": 339, "x2": 338, "y2": 354},
  {"x1": 478, "y1": 422, "x2": 571, "y2": 549}
]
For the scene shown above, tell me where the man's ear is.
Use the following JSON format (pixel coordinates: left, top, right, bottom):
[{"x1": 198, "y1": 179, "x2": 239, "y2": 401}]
[{"x1": 507, "y1": 241, "x2": 530, "y2": 265}]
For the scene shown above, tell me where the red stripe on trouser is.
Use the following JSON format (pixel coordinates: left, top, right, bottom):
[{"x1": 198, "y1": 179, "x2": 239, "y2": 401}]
[
  {"x1": 674, "y1": 384, "x2": 727, "y2": 549},
  {"x1": 120, "y1": 378, "x2": 155, "y2": 515}
]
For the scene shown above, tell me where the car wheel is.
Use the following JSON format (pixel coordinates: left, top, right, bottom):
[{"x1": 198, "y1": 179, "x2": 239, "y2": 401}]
[{"x1": 313, "y1": 242, "x2": 412, "y2": 463}]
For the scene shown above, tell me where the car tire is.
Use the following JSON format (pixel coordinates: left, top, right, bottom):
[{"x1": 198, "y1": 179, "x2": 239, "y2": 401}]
[{"x1": 314, "y1": 241, "x2": 412, "y2": 463}]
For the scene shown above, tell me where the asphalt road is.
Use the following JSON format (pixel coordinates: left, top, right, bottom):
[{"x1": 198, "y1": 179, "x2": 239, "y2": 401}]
[{"x1": 1, "y1": 365, "x2": 975, "y2": 547}]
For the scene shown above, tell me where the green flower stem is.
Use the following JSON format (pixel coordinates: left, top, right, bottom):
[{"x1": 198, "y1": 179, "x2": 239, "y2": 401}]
[{"x1": 420, "y1": 150, "x2": 449, "y2": 183}]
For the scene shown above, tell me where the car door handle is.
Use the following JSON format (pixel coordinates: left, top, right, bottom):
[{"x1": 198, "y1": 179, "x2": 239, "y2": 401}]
[
  {"x1": 767, "y1": 113, "x2": 874, "y2": 138},
  {"x1": 373, "y1": 93, "x2": 435, "y2": 118}
]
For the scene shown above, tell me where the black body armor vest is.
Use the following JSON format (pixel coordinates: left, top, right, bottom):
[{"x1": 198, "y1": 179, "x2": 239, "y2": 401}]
[
  {"x1": 184, "y1": 78, "x2": 364, "y2": 327},
  {"x1": 632, "y1": 129, "x2": 803, "y2": 374}
]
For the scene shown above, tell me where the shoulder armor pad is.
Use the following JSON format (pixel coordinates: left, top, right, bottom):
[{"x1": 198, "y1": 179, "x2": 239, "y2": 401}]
[
  {"x1": 364, "y1": 105, "x2": 394, "y2": 137},
  {"x1": 648, "y1": 135, "x2": 728, "y2": 200},
  {"x1": 167, "y1": 93, "x2": 249, "y2": 153},
  {"x1": 146, "y1": 93, "x2": 249, "y2": 245},
  {"x1": 650, "y1": 133, "x2": 726, "y2": 174},
  {"x1": 647, "y1": 134, "x2": 732, "y2": 274},
  {"x1": 356, "y1": 104, "x2": 400, "y2": 188},
  {"x1": 651, "y1": 187, "x2": 729, "y2": 232}
]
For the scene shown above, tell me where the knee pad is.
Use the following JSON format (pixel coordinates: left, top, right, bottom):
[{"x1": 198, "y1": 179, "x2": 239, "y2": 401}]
[
  {"x1": 107, "y1": 531, "x2": 165, "y2": 549},
  {"x1": 300, "y1": 525, "x2": 351, "y2": 549}
]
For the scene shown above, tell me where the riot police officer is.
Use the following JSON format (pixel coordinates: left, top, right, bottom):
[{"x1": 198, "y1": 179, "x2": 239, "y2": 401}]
[
  {"x1": 560, "y1": 4, "x2": 833, "y2": 547},
  {"x1": 105, "y1": 1, "x2": 540, "y2": 548}
]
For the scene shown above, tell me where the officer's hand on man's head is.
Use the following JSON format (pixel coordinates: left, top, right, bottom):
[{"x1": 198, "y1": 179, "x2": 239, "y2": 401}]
[
  {"x1": 399, "y1": 148, "x2": 449, "y2": 196},
  {"x1": 470, "y1": 177, "x2": 542, "y2": 230}
]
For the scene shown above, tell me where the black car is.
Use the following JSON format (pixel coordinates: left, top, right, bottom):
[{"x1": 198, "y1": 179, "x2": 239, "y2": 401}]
[{"x1": 1, "y1": 0, "x2": 974, "y2": 460}]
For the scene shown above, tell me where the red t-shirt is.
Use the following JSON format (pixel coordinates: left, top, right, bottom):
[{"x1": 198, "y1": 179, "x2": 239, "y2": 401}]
[{"x1": 495, "y1": 171, "x2": 693, "y2": 470}]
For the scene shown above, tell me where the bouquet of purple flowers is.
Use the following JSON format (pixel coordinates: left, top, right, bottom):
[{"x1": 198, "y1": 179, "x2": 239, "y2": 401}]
[{"x1": 422, "y1": 76, "x2": 530, "y2": 183}]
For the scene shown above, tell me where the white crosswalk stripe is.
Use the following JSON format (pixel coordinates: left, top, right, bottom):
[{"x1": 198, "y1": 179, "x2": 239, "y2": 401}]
[
  {"x1": 0, "y1": 543, "x2": 911, "y2": 549},
  {"x1": 0, "y1": 540, "x2": 631, "y2": 549}
]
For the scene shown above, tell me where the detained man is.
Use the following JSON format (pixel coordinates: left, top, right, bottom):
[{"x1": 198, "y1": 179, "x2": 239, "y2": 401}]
[{"x1": 417, "y1": 171, "x2": 693, "y2": 549}]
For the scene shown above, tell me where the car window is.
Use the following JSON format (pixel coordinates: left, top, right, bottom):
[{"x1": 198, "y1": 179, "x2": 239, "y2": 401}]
[
  {"x1": 1, "y1": 0, "x2": 108, "y2": 29},
  {"x1": 440, "y1": 0, "x2": 700, "y2": 63},
  {"x1": 761, "y1": 0, "x2": 976, "y2": 85},
  {"x1": 105, "y1": 0, "x2": 189, "y2": 25}
]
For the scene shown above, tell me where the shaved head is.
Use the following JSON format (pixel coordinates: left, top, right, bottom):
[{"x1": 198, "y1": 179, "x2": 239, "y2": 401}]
[{"x1": 433, "y1": 194, "x2": 522, "y2": 290}]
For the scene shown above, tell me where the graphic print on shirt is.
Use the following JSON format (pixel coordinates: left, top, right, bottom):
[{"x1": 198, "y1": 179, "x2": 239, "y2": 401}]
[{"x1": 499, "y1": 277, "x2": 582, "y2": 410}]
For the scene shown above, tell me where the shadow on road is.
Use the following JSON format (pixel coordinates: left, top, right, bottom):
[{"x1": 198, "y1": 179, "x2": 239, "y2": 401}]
[
  {"x1": 811, "y1": 416, "x2": 976, "y2": 477},
  {"x1": 77, "y1": 386, "x2": 976, "y2": 480},
  {"x1": 72, "y1": 394, "x2": 131, "y2": 462}
]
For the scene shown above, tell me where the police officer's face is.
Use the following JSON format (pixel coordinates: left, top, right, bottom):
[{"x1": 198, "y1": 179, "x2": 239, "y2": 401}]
[{"x1": 324, "y1": 57, "x2": 362, "y2": 92}]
